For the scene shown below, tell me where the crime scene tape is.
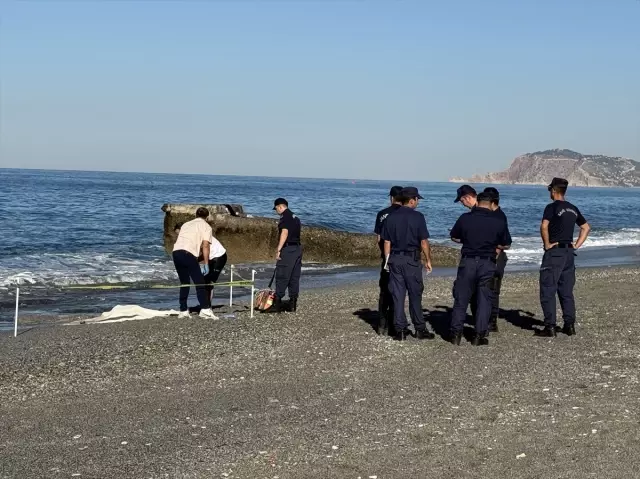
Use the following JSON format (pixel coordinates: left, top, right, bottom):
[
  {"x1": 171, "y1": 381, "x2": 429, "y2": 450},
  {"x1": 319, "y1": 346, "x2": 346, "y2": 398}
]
[{"x1": 61, "y1": 280, "x2": 254, "y2": 291}]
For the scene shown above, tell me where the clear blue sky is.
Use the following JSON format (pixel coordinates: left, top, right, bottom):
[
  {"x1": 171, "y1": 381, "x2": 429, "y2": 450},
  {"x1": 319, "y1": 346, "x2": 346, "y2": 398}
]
[{"x1": 1, "y1": 1, "x2": 639, "y2": 180}]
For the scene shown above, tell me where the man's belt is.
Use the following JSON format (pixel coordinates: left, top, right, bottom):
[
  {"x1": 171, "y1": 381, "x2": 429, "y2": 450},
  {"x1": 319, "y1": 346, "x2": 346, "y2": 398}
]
[
  {"x1": 555, "y1": 243, "x2": 573, "y2": 249},
  {"x1": 462, "y1": 254, "x2": 496, "y2": 262},
  {"x1": 391, "y1": 250, "x2": 417, "y2": 256},
  {"x1": 284, "y1": 242, "x2": 300, "y2": 246}
]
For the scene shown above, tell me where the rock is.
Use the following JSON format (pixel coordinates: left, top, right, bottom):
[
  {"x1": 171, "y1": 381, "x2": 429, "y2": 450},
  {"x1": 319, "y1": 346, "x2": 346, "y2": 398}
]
[{"x1": 450, "y1": 149, "x2": 640, "y2": 187}]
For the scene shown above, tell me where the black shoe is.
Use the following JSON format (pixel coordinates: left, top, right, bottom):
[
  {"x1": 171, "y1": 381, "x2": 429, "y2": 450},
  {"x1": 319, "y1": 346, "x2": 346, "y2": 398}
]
[
  {"x1": 416, "y1": 329, "x2": 435, "y2": 340},
  {"x1": 562, "y1": 324, "x2": 576, "y2": 336},
  {"x1": 535, "y1": 326, "x2": 557, "y2": 337},
  {"x1": 394, "y1": 330, "x2": 408, "y2": 341},
  {"x1": 471, "y1": 335, "x2": 489, "y2": 346},
  {"x1": 489, "y1": 318, "x2": 498, "y2": 333},
  {"x1": 265, "y1": 297, "x2": 285, "y2": 314},
  {"x1": 290, "y1": 297, "x2": 298, "y2": 312},
  {"x1": 448, "y1": 331, "x2": 462, "y2": 345}
]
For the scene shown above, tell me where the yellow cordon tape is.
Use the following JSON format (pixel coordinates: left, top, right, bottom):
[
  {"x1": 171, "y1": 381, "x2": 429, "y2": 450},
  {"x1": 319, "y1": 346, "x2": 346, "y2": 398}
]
[{"x1": 62, "y1": 280, "x2": 254, "y2": 290}]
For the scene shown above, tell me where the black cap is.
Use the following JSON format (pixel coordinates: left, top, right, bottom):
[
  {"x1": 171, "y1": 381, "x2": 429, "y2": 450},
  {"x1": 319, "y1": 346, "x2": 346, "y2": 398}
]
[
  {"x1": 273, "y1": 197, "x2": 288, "y2": 210},
  {"x1": 400, "y1": 186, "x2": 424, "y2": 199},
  {"x1": 477, "y1": 191, "x2": 493, "y2": 203},
  {"x1": 548, "y1": 177, "x2": 569, "y2": 191},
  {"x1": 454, "y1": 185, "x2": 477, "y2": 203},
  {"x1": 389, "y1": 185, "x2": 403, "y2": 197}
]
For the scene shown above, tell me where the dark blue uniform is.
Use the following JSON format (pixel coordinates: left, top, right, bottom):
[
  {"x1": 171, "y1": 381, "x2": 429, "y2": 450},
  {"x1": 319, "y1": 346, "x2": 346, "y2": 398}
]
[
  {"x1": 380, "y1": 206, "x2": 430, "y2": 334},
  {"x1": 540, "y1": 200, "x2": 586, "y2": 328},
  {"x1": 374, "y1": 203, "x2": 402, "y2": 330},
  {"x1": 275, "y1": 209, "x2": 303, "y2": 301},
  {"x1": 450, "y1": 207, "x2": 511, "y2": 340}
]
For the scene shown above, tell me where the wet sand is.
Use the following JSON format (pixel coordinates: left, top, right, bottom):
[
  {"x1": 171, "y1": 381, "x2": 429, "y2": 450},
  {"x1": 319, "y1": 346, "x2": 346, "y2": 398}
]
[{"x1": 1, "y1": 267, "x2": 639, "y2": 478}]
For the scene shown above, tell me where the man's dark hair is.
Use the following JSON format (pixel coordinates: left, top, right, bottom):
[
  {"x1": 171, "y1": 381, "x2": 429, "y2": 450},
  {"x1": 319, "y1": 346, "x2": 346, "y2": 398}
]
[
  {"x1": 400, "y1": 195, "x2": 412, "y2": 206},
  {"x1": 195, "y1": 207, "x2": 209, "y2": 219},
  {"x1": 553, "y1": 185, "x2": 568, "y2": 195},
  {"x1": 174, "y1": 222, "x2": 184, "y2": 231},
  {"x1": 484, "y1": 187, "x2": 500, "y2": 205},
  {"x1": 477, "y1": 192, "x2": 493, "y2": 204}
]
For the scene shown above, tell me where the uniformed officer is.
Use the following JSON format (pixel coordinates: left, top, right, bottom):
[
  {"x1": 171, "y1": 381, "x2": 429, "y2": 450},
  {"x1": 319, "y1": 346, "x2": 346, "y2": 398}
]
[
  {"x1": 380, "y1": 187, "x2": 436, "y2": 341},
  {"x1": 374, "y1": 185, "x2": 404, "y2": 335},
  {"x1": 268, "y1": 198, "x2": 303, "y2": 313},
  {"x1": 483, "y1": 187, "x2": 509, "y2": 332},
  {"x1": 449, "y1": 192, "x2": 512, "y2": 345},
  {"x1": 538, "y1": 178, "x2": 591, "y2": 337},
  {"x1": 453, "y1": 184, "x2": 479, "y2": 319}
]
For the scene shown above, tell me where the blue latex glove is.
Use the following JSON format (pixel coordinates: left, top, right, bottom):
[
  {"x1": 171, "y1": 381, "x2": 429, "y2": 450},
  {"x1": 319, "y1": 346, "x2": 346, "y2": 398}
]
[{"x1": 200, "y1": 263, "x2": 210, "y2": 276}]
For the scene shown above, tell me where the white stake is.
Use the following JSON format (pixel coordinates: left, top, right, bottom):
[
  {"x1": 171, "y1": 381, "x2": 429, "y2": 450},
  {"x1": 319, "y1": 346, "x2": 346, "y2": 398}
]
[
  {"x1": 250, "y1": 270, "x2": 256, "y2": 318},
  {"x1": 229, "y1": 265, "x2": 234, "y2": 307},
  {"x1": 14, "y1": 287, "x2": 19, "y2": 337}
]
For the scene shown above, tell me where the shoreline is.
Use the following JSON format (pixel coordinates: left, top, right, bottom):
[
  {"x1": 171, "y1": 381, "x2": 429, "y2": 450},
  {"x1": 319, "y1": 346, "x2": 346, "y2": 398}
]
[{"x1": 1, "y1": 266, "x2": 639, "y2": 477}]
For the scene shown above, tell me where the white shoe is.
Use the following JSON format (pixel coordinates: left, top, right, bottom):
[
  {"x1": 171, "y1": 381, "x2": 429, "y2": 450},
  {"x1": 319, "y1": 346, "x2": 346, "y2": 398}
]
[
  {"x1": 199, "y1": 308, "x2": 219, "y2": 320},
  {"x1": 178, "y1": 311, "x2": 190, "y2": 318}
]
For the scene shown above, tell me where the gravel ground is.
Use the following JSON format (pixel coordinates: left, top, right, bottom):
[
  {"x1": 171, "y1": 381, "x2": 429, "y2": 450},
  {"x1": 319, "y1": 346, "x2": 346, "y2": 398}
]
[{"x1": 1, "y1": 267, "x2": 639, "y2": 479}]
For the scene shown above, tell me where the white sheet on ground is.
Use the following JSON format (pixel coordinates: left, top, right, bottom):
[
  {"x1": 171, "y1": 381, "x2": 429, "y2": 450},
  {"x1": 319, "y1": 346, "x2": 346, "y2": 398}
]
[{"x1": 71, "y1": 305, "x2": 180, "y2": 324}]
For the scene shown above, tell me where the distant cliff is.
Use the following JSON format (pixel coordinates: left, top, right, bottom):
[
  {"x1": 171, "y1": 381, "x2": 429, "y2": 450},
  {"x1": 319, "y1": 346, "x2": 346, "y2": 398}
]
[{"x1": 450, "y1": 149, "x2": 640, "y2": 187}]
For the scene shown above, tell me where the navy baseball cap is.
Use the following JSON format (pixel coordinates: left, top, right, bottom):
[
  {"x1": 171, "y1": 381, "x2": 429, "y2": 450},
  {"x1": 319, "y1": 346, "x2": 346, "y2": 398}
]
[
  {"x1": 483, "y1": 187, "x2": 500, "y2": 200},
  {"x1": 548, "y1": 177, "x2": 569, "y2": 191},
  {"x1": 273, "y1": 197, "x2": 288, "y2": 209},
  {"x1": 389, "y1": 185, "x2": 403, "y2": 197},
  {"x1": 454, "y1": 185, "x2": 477, "y2": 203},
  {"x1": 400, "y1": 186, "x2": 424, "y2": 199}
]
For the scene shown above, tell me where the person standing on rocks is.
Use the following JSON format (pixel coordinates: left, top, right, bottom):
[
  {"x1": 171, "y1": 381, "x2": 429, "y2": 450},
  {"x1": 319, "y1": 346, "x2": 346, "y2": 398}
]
[
  {"x1": 381, "y1": 187, "x2": 435, "y2": 341},
  {"x1": 483, "y1": 187, "x2": 510, "y2": 333},
  {"x1": 374, "y1": 185, "x2": 404, "y2": 335},
  {"x1": 172, "y1": 207, "x2": 218, "y2": 319},
  {"x1": 538, "y1": 177, "x2": 591, "y2": 337},
  {"x1": 449, "y1": 192, "x2": 512, "y2": 346},
  {"x1": 268, "y1": 198, "x2": 303, "y2": 314}
]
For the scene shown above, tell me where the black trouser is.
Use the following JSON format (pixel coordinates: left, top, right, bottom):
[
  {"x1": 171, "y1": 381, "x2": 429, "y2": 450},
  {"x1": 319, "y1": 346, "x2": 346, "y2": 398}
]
[
  {"x1": 540, "y1": 247, "x2": 576, "y2": 327},
  {"x1": 275, "y1": 245, "x2": 302, "y2": 299},
  {"x1": 172, "y1": 250, "x2": 210, "y2": 311},
  {"x1": 378, "y1": 258, "x2": 394, "y2": 328},
  {"x1": 389, "y1": 253, "x2": 426, "y2": 333},
  {"x1": 469, "y1": 251, "x2": 507, "y2": 322},
  {"x1": 452, "y1": 257, "x2": 496, "y2": 337},
  {"x1": 204, "y1": 253, "x2": 227, "y2": 300}
]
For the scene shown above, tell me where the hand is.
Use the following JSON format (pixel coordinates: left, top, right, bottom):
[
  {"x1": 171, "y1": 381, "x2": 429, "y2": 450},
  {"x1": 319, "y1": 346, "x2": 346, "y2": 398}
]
[
  {"x1": 544, "y1": 242, "x2": 558, "y2": 251},
  {"x1": 572, "y1": 242, "x2": 579, "y2": 250},
  {"x1": 200, "y1": 263, "x2": 210, "y2": 276},
  {"x1": 276, "y1": 250, "x2": 281, "y2": 261},
  {"x1": 425, "y1": 260, "x2": 433, "y2": 273}
]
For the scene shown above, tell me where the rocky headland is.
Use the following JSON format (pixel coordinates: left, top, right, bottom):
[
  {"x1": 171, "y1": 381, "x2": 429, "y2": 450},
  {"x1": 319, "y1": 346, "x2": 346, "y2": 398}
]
[{"x1": 451, "y1": 149, "x2": 639, "y2": 187}]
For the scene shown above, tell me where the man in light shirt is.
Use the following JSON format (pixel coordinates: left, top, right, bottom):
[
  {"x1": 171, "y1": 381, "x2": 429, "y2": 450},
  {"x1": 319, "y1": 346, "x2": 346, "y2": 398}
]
[{"x1": 172, "y1": 207, "x2": 217, "y2": 319}]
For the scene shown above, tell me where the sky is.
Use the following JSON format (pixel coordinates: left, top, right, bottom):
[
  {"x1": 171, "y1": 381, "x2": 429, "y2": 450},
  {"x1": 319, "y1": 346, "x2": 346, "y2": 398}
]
[{"x1": 1, "y1": 1, "x2": 639, "y2": 181}]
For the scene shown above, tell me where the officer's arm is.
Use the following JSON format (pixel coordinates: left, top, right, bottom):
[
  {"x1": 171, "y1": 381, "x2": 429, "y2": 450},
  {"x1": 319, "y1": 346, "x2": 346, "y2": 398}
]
[
  {"x1": 421, "y1": 239, "x2": 432, "y2": 272},
  {"x1": 277, "y1": 228, "x2": 289, "y2": 254},
  {"x1": 540, "y1": 220, "x2": 557, "y2": 250},
  {"x1": 574, "y1": 222, "x2": 591, "y2": 249},
  {"x1": 383, "y1": 240, "x2": 391, "y2": 257}
]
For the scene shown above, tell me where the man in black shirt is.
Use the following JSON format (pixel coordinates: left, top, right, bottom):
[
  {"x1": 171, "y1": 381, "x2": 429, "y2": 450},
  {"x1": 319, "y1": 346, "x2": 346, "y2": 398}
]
[
  {"x1": 381, "y1": 187, "x2": 435, "y2": 341},
  {"x1": 450, "y1": 192, "x2": 512, "y2": 346},
  {"x1": 268, "y1": 198, "x2": 303, "y2": 314},
  {"x1": 374, "y1": 185, "x2": 403, "y2": 335},
  {"x1": 538, "y1": 178, "x2": 591, "y2": 337},
  {"x1": 484, "y1": 187, "x2": 510, "y2": 332}
]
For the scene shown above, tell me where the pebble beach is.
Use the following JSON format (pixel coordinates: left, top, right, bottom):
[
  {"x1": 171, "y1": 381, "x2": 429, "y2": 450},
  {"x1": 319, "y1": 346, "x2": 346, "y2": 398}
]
[{"x1": 1, "y1": 267, "x2": 640, "y2": 478}]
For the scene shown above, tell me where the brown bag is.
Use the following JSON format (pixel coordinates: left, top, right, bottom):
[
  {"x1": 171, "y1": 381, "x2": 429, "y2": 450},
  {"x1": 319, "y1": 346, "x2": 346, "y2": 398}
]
[{"x1": 255, "y1": 270, "x2": 276, "y2": 312}]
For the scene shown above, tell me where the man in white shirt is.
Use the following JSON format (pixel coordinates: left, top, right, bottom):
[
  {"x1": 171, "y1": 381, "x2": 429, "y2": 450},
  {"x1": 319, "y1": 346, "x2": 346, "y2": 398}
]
[
  {"x1": 202, "y1": 235, "x2": 228, "y2": 302},
  {"x1": 172, "y1": 207, "x2": 217, "y2": 319}
]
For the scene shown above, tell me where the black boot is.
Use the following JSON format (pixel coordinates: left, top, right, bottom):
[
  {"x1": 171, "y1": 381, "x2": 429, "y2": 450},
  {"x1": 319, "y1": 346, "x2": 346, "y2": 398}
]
[
  {"x1": 416, "y1": 329, "x2": 435, "y2": 340},
  {"x1": 536, "y1": 326, "x2": 557, "y2": 337},
  {"x1": 290, "y1": 296, "x2": 298, "y2": 313},
  {"x1": 489, "y1": 317, "x2": 498, "y2": 333},
  {"x1": 394, "y1": 329, "x2": 408, "y2": 341},
  {"x1": 448, "y1": 331, "x2": 462, "y2": 345},
  {"x1": 562, "y1": 324, "x2": 576, "y2": 336},
  {"x1": 266, "y1": 297, "x2": 285, "y2": 314},
  {"x1": 471, "y1": 334, "x2": 489, "y2": 346}
]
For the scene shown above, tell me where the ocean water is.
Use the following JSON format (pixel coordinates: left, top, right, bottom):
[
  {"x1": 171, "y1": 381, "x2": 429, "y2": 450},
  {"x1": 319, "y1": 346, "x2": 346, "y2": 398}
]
[{"x1": 1, "y1": 168, "x2": 639, "y2": 317}]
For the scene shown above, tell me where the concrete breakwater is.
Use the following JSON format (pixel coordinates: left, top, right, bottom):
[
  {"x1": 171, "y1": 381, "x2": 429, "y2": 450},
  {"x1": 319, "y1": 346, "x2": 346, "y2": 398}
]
[{"x1": 162, "y1": 203, "x2": 459, "y2": 267}]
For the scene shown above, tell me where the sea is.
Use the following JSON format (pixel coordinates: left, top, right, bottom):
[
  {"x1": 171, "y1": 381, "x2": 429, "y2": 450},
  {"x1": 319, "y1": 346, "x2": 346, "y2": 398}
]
[{"x1": 1, "y1": 168, "x2": 639, "y2": 319}]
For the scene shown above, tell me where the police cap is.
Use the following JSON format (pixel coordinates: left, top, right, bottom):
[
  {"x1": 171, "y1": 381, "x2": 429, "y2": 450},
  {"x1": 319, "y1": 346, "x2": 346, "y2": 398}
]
[
  {"x1": 400, "y1": 186, "x2": 424, "y2": 199},
  {"x1": 273, "y1": 197, "x2": 288, "y2": 210},
  {"x1": 547, "y1": 177, "x2": 569, "y2": 191},
  {"x1": 454, "y1": 184, "x2": 477, "y2": 203},
  {"x1": 389, "y1": 185, "x2": 403, "y2": 197}
]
